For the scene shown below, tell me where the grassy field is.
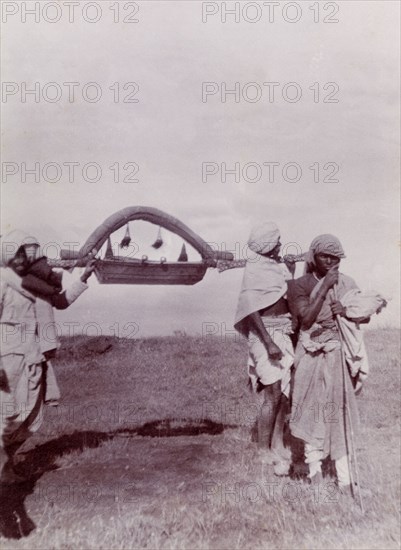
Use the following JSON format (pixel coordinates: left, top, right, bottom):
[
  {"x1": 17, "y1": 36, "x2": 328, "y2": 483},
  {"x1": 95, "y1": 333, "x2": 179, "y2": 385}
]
[{"x1": 1, "y1": 329, "x2": 400, "y2": 549}]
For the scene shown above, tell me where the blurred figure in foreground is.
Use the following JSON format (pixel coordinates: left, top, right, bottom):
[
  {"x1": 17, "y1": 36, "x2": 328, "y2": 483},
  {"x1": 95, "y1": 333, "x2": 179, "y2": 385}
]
[{"x1": 0, "y1": 230, "x2": 94, "y2": 537}]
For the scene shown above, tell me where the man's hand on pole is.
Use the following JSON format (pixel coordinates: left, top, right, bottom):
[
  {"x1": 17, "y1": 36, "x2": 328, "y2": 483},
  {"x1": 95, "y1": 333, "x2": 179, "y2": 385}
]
[
  {"x1": 80, "y1": 258, "x2": 97, "y2": 283},
  {"x1": 331, "y1": 301, "x2": 346, "y2": 317}
]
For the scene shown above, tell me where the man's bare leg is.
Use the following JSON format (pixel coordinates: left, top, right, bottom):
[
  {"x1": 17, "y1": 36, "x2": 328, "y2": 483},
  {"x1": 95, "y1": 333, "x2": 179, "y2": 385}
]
[
  {"x1": 257, "y1": 380, "x2": 281, "y2": 459},
  {"x1": 271, "y1": 394, "x2": 289, "y2": 458}
]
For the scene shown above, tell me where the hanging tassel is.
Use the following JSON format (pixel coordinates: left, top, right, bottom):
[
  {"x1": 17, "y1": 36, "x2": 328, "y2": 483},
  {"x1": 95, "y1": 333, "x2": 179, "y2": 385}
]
[
  {"x1": 177, "y1": 243, "x2": 188, "y2": 262},
  {"x1": 105, "y1": 237, "x2": 114, "y2": 259},
  {"x1": 120, "y1": 224, "x2": 131, "y2": 249},
  {"x1": 152, "y1": 226, "x2": 163, "y2": 249}
]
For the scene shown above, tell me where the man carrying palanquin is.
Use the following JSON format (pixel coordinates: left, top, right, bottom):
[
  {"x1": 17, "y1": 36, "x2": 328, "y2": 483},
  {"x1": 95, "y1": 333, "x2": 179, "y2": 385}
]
[{"x1": 234, "y1": 221, "x2": 294, "y2": 475}]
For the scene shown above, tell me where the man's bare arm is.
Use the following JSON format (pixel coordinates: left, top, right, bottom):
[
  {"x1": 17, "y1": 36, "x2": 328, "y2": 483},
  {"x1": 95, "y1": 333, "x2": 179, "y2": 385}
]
[{"x1": 248, "y1": 311, "x2": 283, "y2": 361}]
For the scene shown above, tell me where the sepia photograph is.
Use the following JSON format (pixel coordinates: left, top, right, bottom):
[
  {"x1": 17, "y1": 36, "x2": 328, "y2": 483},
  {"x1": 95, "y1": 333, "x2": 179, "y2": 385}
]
[{"x1": 1, "y1": 1, "x2": 400, "y2": 548}]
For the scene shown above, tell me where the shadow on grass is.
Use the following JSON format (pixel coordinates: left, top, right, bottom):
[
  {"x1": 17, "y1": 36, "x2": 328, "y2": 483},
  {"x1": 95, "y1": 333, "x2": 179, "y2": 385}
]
[
  {"x1": 19, "y1": 418, "x2": 235, "y2": 477},
  {"x1": 0, "y1": 418, "x2": 235, "y2": 538}
]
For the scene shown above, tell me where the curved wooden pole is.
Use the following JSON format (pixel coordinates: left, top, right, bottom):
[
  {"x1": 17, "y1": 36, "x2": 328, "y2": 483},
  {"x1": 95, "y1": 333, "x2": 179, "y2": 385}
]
[{"x1": 78, "y1": 206, "x2": 218, "y2": 260}]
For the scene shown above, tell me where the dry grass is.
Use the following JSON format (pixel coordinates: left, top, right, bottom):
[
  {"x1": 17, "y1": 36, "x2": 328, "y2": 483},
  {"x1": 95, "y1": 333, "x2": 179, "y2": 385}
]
[{"x1": 1, "y1": 329, "x2": 400, "y2": 549}]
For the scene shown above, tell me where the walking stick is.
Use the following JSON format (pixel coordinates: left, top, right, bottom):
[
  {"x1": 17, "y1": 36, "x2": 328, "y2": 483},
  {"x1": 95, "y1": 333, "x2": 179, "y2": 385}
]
[{"x1": 332, "y1": 286, "x2": 364, "y2": 512}]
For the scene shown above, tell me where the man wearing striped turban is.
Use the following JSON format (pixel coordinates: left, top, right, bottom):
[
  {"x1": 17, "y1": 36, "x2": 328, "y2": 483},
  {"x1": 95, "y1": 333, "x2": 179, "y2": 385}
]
[{"x1": 288, "y1": 234, "x2": 385, "y2": 494}]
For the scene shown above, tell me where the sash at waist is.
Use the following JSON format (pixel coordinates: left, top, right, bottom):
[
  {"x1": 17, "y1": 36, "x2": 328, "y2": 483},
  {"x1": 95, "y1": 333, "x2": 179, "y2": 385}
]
[{"x1": 300, "y1": 322, "x2": 340, "y2": 354}]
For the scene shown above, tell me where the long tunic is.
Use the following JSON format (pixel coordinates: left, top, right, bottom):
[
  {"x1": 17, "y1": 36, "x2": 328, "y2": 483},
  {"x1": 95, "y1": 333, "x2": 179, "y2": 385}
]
[{"x1": 287, "y1": 273, "x2": 359, "y2": 460}]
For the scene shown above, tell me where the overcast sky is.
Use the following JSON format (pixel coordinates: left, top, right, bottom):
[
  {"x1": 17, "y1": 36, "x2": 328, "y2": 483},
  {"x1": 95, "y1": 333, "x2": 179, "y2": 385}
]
[{"x1": 2, "y1": 0, "x2": 400, "y2": 336}]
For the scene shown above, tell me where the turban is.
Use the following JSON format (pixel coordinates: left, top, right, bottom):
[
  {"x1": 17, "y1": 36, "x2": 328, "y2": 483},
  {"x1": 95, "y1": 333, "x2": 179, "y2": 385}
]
[
  {"x1": 0, "y1": 229, "x2": 40, "y2": 266},
  {"x1": 247, "y1": 222, "x2": 280, "y2": 255},
  {"x1": 304, "y1": 233, "x2": 345, "y2": 273}
]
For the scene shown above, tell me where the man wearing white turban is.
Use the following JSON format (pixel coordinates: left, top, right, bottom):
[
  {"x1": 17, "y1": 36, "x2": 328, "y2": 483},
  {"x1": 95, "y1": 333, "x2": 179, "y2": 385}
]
[{"x1": 234, "y1": 222, "x2": 294, "y2": 474}]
